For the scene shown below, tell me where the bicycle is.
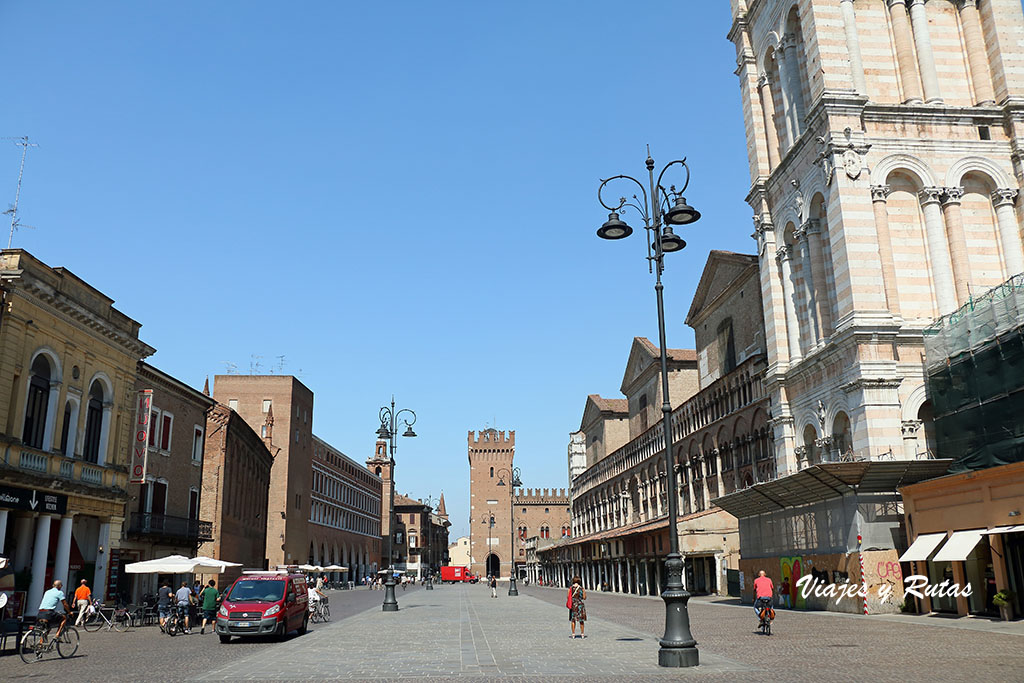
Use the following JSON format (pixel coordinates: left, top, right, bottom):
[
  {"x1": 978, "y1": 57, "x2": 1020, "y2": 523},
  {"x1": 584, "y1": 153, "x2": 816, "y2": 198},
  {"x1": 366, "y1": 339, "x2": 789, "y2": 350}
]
[
  {"x1": 309, "y1": 599, "x2": 330, "y2": 623},
  {"x1": 755, "y1": 599, "x2": 774, "y2": 636},
  {"x1": 82, "y1": 600, "x2": 133, "y2": 632},
  {"x1": 164, "y1": 604, "x2": 190, "y2": 636},
  {"x1": 19, "y1": 619, "x2": 80, "y2": 663}
]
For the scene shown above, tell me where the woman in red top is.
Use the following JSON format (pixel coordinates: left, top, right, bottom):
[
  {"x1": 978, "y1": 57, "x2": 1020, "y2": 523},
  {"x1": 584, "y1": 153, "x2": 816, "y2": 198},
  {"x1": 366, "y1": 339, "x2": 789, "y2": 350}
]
[{"x1": 568, "y1": 576, "x2": 587, "y2": 638}]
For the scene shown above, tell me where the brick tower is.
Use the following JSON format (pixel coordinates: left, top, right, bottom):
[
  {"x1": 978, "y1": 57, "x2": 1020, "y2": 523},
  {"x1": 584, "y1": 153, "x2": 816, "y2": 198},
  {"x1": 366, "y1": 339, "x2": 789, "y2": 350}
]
[
  {"x1": 366, "y1": 438, "x2": 394, "y2": 568},
  {"x1": 467, "y1": 429, "x2": 514, "y2": 578}
]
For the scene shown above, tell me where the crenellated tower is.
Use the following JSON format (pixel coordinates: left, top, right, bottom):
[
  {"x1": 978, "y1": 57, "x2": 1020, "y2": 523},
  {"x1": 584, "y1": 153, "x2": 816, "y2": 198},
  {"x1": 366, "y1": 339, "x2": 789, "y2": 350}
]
[{"x1": 467, "y1": 428, "x2": 515, "y2": 578}]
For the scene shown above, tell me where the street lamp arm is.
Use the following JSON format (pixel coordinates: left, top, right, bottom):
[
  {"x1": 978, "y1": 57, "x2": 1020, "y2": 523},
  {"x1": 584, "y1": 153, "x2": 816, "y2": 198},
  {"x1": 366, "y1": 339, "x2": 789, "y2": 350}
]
[
  {"x1": 598, "y1": 174, "x2": 649, "y2": 218},
  {"x1": 655, "y1": 158, "x2": 692, "y2": 197}
]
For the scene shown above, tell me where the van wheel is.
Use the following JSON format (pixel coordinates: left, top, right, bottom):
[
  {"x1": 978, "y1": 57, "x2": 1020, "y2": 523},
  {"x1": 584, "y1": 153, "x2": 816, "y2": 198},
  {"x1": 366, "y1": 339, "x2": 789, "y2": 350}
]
[
  {"x1": 298, "y1": 615, "x2": 308, "y2": 635},
  {"x1": 219, "y1": 635, "x2": 231, "y2": 644},
  {"x1": 275, "y1": 622, "x2": 286, "y2": 640}
]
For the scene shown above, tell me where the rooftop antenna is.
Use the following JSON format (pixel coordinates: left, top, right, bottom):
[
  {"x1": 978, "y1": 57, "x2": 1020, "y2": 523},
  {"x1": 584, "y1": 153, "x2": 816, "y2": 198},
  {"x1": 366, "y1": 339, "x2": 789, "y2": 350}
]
[
  {"x1": 275, "y1": 355, "x2": 286, "y2": 374},
  {"x1": 221, "y1": 361, "x2": 238, "y2": 375},
  {"x1": 4, "y1": 136, "x2": 38, "y2": 249}
]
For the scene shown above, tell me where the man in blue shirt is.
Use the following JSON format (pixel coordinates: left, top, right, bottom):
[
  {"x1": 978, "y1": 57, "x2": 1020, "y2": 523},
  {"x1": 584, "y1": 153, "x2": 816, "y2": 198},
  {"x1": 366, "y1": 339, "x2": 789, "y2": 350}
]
[{"x1": 37, "y1": 580, "x2": 72, "y2": 639}]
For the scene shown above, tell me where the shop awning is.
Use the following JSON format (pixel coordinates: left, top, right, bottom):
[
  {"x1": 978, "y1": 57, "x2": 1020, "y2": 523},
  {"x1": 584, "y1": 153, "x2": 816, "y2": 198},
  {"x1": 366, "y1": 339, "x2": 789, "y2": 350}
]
[
  {"x1": 984, "y1": 525, "x2": 1024, "y2": 534},
  {"x1": 932, "y1": 529, "x2": 985, "y2": 562},
  {"x1": 898, "y1": 532, "x2": 947, "y2": 562},
  {"x1": 711, "y1": 459, "x2": 954, "y2": 518}
]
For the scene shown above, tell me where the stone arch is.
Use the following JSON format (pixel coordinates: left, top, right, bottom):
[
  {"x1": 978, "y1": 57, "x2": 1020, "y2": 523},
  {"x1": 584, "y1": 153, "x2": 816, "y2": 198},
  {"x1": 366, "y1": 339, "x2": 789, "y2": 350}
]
[
  {"x1": 29, "y1": 346, "x2": 63, "y2": 381},
  {"x1": 946, "y1": 156, "x2": 1014, "y2": 190},
  {"x1": 870, "y1": 153, "x2": 938, "y2": 188},
  {"x1": 832, "y1": 411, "x2": 852, "y2": 458},
  {"x1": 24, "y1": 348, "x2": 62, "y2": 451},
  {"x1": 903, "y1": 383, "x2": 929, "y2": 422}
]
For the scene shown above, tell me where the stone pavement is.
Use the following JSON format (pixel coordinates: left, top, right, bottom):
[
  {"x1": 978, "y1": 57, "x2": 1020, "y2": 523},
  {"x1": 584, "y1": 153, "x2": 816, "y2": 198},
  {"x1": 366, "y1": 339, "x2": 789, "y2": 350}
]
[{"x1": 197, "y1": 584, "x2": 751, "y2": 681}]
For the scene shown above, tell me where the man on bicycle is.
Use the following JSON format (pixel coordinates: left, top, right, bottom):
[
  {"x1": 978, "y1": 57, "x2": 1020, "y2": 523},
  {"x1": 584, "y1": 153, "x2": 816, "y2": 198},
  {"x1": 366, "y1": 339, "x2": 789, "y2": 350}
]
[
  {"x1": 37, "y1": 580, "x2": 72, "y2": 640},
  {"x1": 753, "y1": 570, "x2": 774, "y2": 619}
]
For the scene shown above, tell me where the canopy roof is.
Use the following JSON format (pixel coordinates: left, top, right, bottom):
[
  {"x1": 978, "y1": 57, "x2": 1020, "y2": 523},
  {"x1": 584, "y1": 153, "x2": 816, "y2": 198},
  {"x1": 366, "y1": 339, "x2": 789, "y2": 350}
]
[
  {"x1": 711, "y1": 460, "x2": 954, "y2": 518},
  {"x1": 125, "y1": 554, "x2": 240, "y2": 574}
]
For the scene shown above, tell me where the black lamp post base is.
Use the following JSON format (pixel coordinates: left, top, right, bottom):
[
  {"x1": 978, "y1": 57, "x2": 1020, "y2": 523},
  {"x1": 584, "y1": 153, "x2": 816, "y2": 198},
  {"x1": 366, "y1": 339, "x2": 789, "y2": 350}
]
[
  {"x1": 425, "y1": 579, "x2": 433, "y2": 590},
  {"x1": 508, "y1": 576, "x2": 519, "y2": 596},
  {"x1": 658, "y1": 646, "x2": 700, "y2": 668},
  {"x1": 382, "y1": 577, "x2": 399, "y2": 612}
]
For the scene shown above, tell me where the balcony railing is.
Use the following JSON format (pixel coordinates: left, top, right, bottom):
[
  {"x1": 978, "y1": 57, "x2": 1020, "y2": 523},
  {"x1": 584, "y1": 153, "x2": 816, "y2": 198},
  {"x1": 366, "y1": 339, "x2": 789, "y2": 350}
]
[
  {"x1": 127, "y1": 512, "x2": 214, "y2": 543},
  {"x1": 4, "y1": 440, "x2": 128, "y2": 491}
]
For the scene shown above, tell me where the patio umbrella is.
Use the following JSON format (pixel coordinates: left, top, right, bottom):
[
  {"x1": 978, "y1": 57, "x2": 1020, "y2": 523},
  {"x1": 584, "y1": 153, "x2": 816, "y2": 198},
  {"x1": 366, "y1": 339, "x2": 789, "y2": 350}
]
[
  {"x1": 190, "y1": 556, "x2": 242, "y2": 574},
  {"x1": 323, "y1": 565, "x2": 348, "y2": 572},
  {"x1": 125, "y1": 554, "x2": 201, "y2": 574},
  {"x1": 298, "y1": 564, "x2": 323, "y2": 572}
]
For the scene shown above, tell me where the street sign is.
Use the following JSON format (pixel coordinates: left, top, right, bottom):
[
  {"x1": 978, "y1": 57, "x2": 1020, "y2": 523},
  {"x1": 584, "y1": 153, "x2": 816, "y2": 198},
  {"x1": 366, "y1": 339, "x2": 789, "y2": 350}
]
[
  {"x1": 130, "y1": 389, "x2": 153, "y2": 484},
  {"x1": 0, "y1": 483, "x2": 68, "y2": 515}
]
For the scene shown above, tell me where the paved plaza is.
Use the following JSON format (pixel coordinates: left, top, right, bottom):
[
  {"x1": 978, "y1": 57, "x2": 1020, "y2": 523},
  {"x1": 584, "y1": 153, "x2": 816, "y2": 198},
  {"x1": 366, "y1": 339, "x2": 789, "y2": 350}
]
[{"x1": 4, "y1": 583, "x2": 1024, "y2": 681}]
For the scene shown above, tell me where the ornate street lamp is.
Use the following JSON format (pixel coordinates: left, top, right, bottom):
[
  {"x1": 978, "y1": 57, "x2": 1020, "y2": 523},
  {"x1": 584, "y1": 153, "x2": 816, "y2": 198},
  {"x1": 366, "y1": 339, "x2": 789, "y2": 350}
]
[
  {"x1": 422, "y1": 494, "x2": 441, "y2": 591},
  {"x1": 376, "y1": 397, "x2": 417, "y2": 612},
  {"x1": 496, "y1": 466, "x2": 523, "y2": 596},
  {"x1": 594, "y1": 151, "x2": 701, "y2": 668}
]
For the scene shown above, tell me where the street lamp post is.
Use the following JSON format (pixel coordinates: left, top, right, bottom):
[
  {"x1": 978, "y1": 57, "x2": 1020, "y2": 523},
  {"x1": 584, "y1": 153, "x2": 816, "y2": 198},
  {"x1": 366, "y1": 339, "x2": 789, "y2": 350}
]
[
  {"x1": 594, "y1": 151, "x2": 701, "y2": 668},
  {"x1": 376, "y1": 397, "x2": 417, "y2": 612},
  {"x1": 482, "y1": 510, "x2": 495, "y2": 586},
  {"x1": 496, "y1": 466, "x2": 522, "y2": 596}
]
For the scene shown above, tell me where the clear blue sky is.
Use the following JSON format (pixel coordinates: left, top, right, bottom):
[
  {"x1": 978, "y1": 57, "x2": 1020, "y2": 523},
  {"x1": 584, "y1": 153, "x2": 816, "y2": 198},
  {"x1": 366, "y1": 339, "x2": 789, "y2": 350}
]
[{"x1": 2, "y1": 2, "x2": 753, "y2": 539}]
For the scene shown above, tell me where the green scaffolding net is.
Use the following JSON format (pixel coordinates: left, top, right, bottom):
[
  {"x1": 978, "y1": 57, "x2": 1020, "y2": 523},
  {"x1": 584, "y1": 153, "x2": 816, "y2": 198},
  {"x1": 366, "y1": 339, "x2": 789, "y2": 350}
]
[{"x1": 923, "y1": 274, "x2": 1024, "y2": 472}]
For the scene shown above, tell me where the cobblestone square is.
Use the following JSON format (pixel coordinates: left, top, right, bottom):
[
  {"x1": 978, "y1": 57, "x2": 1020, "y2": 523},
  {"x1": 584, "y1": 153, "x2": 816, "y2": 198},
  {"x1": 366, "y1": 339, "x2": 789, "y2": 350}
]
[{"x1": 6, "y1": 583, "x2": 1020, "y2": 682}]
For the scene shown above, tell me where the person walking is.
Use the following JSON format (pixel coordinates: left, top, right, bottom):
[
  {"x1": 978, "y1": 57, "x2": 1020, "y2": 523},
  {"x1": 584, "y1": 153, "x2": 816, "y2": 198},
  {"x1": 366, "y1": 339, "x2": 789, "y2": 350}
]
[
  {"x1": 489, "y1": 575, "x2": 497, "y2": 598},
  {"x1": 157, "y1": 580, "x2": 174, "y2": 631},
  {"x1": 73, "y1": 579, "x2": 92, "y2": 626},
  {"x1": 568, "y1": 576, "x2": 586, "y2": 638},
  {"x1": 198, "y1": 579, "x2": 220, "y2": 635},
  {"x1": 779, "y1": 578, "x2": 791, "y2": 609},
  {"x1": 175, "y1": 581, "x2": 196, "y2": 634}
]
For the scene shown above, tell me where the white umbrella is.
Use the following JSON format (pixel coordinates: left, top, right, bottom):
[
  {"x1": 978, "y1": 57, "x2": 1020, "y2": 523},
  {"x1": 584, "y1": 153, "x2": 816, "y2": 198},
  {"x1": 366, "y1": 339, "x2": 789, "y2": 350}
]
[
  {"x1": 125, "y1": 554, "x2": 199, "y2": 574},
  {"x1": 323, "y1": 565, "x2": 348, "y2": 572},
  {"x1": 298, "y1": 564, "x2": 322, "y2": 572},
  {"x1": 191, "y1": 556, "x2": 242, "y2": 574}
]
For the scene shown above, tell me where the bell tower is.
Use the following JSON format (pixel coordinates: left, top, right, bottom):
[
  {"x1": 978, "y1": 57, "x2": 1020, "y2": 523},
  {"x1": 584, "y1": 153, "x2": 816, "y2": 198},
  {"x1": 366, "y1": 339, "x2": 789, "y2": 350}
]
[
  {"x1": 467, "y1": 429, "x2": 515, "y2": 579},
  {"x1": 367, "y1": 438, "x2": 394, "y2": 558}
]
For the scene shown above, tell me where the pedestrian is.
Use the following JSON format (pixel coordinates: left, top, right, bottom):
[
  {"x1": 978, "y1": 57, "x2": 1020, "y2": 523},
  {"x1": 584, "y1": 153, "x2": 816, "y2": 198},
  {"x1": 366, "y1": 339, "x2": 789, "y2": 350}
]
[
  {"x1": 780, "y1": 578, "x2": 791, "y2": 609},
  {"x1": 753, "y1": 570, "x2": 774, "y2": 618},
  {"x1": 199, "y1": 579, "x2": 220, "y2": 635},
  {"x1": 568, "y1": 575, "x2": 586, "y2": 638},
  {"x1": 74, "y1": 579, "x2": 92, "y2": 626},
  {"x1": 157, "y1": 580, "x2": 173, "y2": 630},
  {"x1": 175, "y1": 581, "x2": 195, "y2": 634}
]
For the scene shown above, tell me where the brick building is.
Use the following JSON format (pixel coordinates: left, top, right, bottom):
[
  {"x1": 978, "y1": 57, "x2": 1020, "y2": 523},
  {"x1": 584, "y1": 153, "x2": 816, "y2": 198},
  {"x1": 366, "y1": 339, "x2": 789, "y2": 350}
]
[
  {"x1": 0, "y1": 250, "x2": 155, "y2": 615},
  {"x1": 309, "y1": 435, "x2": 382, "y2": 583},
  {"x1": 212, "y1": 375, "x2": 314, "y2": 567},
  {"x1": 120, "y1": 361, "x2": 215, "y2": 602},
  {"x1": 467, "y1": 429, "x2": 569, "y2": 580},
  {"x1": 197, "y1": 402, "x2": 274, "y2": 587}
]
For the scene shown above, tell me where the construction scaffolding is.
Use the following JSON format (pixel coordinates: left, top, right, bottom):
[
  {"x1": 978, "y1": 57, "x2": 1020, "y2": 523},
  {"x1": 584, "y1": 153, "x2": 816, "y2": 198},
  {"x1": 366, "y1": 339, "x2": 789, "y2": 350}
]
[{"x1": 923, "y1": 273, "x2": 1024, "y2": 472}]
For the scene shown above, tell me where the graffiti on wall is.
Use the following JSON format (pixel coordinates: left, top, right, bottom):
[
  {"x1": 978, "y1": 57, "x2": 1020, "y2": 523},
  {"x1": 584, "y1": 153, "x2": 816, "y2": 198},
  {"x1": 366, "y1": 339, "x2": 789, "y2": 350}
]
[{"x1": 780, "y1": 556, "x2": 805, "y2": 609}]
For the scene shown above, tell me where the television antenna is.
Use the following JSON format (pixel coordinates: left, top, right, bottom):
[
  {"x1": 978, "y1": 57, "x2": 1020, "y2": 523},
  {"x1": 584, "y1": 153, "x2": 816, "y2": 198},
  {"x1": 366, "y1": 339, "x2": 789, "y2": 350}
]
[
  {"x1": 221, "y1": 361, "x2": 238, "y2": 375},
  {"x1": 3, "y1": 136, "x2": 38, "y2": 249}
]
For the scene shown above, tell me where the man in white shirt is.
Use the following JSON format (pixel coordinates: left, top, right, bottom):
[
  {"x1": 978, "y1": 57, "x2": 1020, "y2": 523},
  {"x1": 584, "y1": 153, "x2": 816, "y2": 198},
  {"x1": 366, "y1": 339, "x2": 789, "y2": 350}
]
[{"x1": 175, "y1": 581, "x2": 195, "y2": 634}]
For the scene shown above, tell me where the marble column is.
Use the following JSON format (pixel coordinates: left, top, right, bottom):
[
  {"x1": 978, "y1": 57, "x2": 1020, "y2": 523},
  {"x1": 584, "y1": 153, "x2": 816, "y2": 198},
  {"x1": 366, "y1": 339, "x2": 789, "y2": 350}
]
[
  {"x1": 907, "y1": 0, "x2": 942, "y2": 103},
  {"x1": 887, "y1": 0, "x2": 924, "y2": 104},
  {"x1": 839, "y1": 0, "x2": 868, "y2": 95},
  {"x1": 53, "y1": 514, "x2": 75, "y2": 585},
  {"x1": 992, "y1": 189, "x2": 1024, "y2": 277},
  {"x1": 870, "y1": 185, "x2": 902, "y2": 316},
  {"x1": 919, "y1": 187, "x2": 958, "y2": 313},
  {"x1": 772, "y1": 47, "x2": 796, "y2": 149},
  {"x1": 27, "y1": 515, "x2": 53, "y2": 616},
  {"x1": 779, "y1": 33, "x2": 806, "y2": 139},
  {"x1": 794, "y1": 224, "x2": 821, "y2": 345},
  {"x1": 805, "y1": 219, "x2": 834, "y2": 336},
  {"x1": 757, "y1": 73, "x2": 781, "y2": 169},
  {"x1": 94, "y1": 519, "x2": 113, "y2": 603},
  {"x1": 957, "y1": 0, "x2": 995, "y2": 104},
  {"x1": 713, "y1": 448, "x2": 725, "y2": 498},
  {"x1": 940, "y1": 187, "x2": 971, "y2": 305},
  {"x1": 777, "y1": 245, "x2": 803, "y2": 362}
]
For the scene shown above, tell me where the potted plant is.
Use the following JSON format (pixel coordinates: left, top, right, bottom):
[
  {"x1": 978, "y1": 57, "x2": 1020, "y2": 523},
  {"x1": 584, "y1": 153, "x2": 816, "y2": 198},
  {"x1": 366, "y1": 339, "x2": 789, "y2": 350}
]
[{"x1": 993, "y1": 590, "x2": 1015, "y2": 621}]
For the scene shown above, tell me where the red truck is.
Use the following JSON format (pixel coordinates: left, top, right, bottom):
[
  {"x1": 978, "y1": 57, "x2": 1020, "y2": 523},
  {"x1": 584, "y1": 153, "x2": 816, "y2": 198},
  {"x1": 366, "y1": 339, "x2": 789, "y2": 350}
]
[{"x1": 440, "y1": 566, "x2": 479, "y2": 584}]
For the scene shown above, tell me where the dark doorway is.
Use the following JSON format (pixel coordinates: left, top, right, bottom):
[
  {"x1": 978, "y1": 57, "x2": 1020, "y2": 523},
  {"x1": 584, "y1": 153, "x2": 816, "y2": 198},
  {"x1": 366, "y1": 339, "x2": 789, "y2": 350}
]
[{"x1": 486, "y1": 553, "x2": 500, "y2": 578}]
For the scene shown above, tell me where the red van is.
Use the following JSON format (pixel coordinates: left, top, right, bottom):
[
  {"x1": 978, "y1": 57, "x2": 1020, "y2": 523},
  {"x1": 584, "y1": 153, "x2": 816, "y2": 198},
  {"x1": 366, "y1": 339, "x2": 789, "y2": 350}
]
[{"x1": 216, "y1": 570, "x2": 309, "y2": 643}]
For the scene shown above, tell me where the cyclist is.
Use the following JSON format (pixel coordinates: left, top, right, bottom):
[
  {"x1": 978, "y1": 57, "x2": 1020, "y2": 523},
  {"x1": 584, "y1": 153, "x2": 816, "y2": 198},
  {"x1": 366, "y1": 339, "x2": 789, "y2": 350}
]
[
  {"x1": 37, "y1": 579, "x2": 72, "y2": 640},
  {"x1": 753, "y1": 570, "x2": 775, "y2": 623}
]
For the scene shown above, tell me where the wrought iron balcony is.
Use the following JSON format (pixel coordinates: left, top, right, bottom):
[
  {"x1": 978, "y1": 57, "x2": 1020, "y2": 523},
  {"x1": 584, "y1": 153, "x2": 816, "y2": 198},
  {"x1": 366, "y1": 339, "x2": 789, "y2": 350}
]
[{"x1": 127, "y1": 512, "x2": 213, "y2": 544}]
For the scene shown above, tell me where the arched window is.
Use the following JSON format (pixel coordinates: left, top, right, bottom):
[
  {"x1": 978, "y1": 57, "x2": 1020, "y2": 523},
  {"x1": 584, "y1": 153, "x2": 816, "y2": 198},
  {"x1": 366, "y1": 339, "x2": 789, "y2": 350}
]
[
  {"x1": 518, "y1": 525, "x2": 527, "y2": 539},
  {"x1": 490, "y1": 467, "x2": 494, "y2": 478},
  {"x1": 717, "y1": 318, "x2": 737, "y2": 375},
  {"x1": 540, "y1": 525, "x2": 550, "y2": 539},
  {"x1": 23, "y1": 354, "x2": 52, "y2": 449},
  {"x1": 83, "y1": 381, "x2": 105, "y2": 463}
]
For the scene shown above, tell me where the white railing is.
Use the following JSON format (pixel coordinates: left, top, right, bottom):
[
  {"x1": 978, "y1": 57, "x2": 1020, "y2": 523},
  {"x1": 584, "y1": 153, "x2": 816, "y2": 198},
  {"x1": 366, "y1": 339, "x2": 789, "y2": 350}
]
[
  {"x1": 81, "y1": 466, "x2": 103, "y2": 485},
  {"x1": 19, "y1": 450, "x2": 47, "y2": 472},
  {"x1": 59, "y1": 459, "x2": 74, "y2": 478}
]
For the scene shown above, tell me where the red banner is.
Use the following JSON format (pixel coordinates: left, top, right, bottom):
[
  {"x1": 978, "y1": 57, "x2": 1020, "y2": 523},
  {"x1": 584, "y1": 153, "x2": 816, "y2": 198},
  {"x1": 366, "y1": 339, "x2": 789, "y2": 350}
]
[{"x1": 130, "y1": 389, "x2": 153, "y2": 484}]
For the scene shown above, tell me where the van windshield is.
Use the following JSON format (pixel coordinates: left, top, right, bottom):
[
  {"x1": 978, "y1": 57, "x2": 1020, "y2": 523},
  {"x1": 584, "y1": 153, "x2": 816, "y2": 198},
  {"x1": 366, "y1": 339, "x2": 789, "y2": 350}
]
[{"x1": 226, "y1": 579, "x2": 285, "y2": 602}]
